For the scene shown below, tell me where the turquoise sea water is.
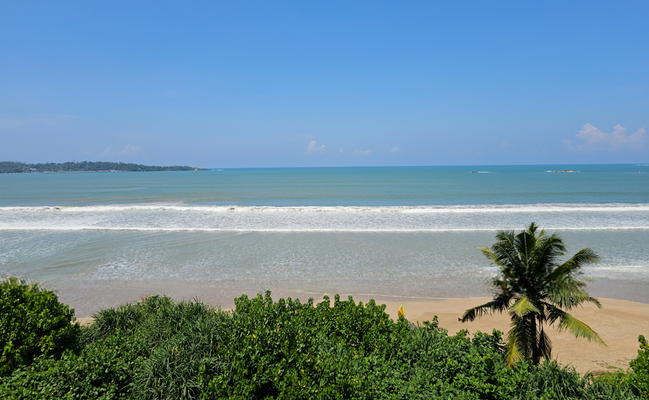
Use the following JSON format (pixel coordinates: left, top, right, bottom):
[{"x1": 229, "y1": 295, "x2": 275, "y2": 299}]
[
  {"x1": 1, "y1": 164, "x2": 648, "y2": 206},
  {"x1": 1, "y1": 165, "x2": 648, "y2": 315}
]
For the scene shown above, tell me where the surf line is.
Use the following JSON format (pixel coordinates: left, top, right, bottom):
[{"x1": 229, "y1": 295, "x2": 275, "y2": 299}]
[
  {"x1": 1, "y1": 226, "x2": 649, "y2": 232},
  {"x1": 2, "y1": 204, "x2": 649, "y2": 213}
]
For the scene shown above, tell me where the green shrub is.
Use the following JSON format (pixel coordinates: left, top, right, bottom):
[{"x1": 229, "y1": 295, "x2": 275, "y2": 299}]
[
  {"x1": 0, "y1": 291, "x2": 642, "y2": 399},
  {"x1": 630, "y1": 335, "x2": 649, "y2": 398},
  {"x1": 0, "y1": 277, "x2": 80, "y2": 375},
  {"x1": 200, "y1": 292, "x2": 412, "y2": 399},
  {"x1": 1, "y1": 295, "x2": 226, "y2": 399},
  {"x1": 122, "y1": 296, "x2": 232, "y2": 399},
  {"x1": 0, "y1": 334, "x2": 144, "y2": 399}
]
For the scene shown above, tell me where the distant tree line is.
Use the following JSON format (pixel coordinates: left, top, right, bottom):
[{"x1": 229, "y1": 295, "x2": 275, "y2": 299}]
[{"x1": 0, "y1": 161, "x2": 201, "y2": 174}]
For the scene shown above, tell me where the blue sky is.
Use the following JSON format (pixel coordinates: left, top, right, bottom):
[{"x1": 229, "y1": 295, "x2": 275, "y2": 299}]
[{"x1": 1, "y1": 1, "x2": 647, "y2": 168}]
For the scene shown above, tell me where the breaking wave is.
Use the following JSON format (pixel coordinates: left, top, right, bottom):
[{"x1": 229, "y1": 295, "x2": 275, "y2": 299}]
[
  {"x1": 1, "y1": 203, "x2": 648, "y2": 232},
  {"x1": 2, "y1": 203, "x2": 649, "y2": 213}
]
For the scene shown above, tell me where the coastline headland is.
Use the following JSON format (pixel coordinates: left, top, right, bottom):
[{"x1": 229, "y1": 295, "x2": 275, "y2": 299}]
[{"x1": 0, "y1": 161, "x2": 204, "y2": 174}]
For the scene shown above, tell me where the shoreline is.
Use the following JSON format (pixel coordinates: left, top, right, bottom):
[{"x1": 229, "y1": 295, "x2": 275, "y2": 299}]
[{"x1": 56, "y1": 276, "x2": 649, "y2": 318}]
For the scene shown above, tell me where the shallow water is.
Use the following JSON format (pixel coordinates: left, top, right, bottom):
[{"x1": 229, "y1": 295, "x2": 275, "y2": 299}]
[{"x1": 1, "y1": 165, "x2": 648, "y2": 316}]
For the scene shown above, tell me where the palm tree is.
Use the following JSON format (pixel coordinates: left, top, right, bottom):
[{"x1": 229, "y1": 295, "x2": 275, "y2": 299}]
[{"x1": 461, "y1": 222, "x2": 605, "y2": 367}]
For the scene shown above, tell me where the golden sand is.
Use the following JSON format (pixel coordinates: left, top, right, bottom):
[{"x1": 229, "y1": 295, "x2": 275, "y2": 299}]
[{"x1": 383, "y1": 297, "x2": 649, "y2": 374}]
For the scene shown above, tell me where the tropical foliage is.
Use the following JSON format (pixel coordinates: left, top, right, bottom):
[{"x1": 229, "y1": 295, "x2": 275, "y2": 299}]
[
  {"x1": 630, "y1": 335, "x2": 649, "y2": 397},
  {"x1": 1, "y1": 288, "x2": 643, "y2": 399},
  {"x1": 0, "y1": 277, "x2": 80, "y2": 375},
  {"x1": 461, "y1": 222, "x2": 605, "y2": 366}
]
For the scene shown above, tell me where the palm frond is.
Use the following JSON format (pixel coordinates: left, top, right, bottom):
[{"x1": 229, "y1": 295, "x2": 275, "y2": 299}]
[
  {"x1": 460, "y1": 296, "x2": 511, "y2": 322},
  {"x1": 549, "y1": 247, "x2": 599, "y2": 282},
  {"x1": 514, "y1": 230, "x2": 535, "y2": 269},
  {"x1": 494, "y1": 230, "x2": 516, "y2": 244},
  {"x1": 547, "y1": 287, "x2": 601, "y2": 310},
  {"x1": 545, "y1": 304, "x2": 605, "y2": 346},
  {"x1": 531, "y1": 234, "x2": 566, "y2": 275},
  {"x1": 480, "y1": 246, "x2": 502, "y2": 266},
  {"x1": 509, "y1": 295, "x2": 540, "y2": 318},
  {"x1": 505, "y1": 314, "x2": 535, "y2": 367},
  {"x1": 505, "y1": 338, "x2": 525, "y2": 368},
  {"x1": 527, "y1": 222, "x2": 540, "y2": 237},
  {"x1": 488, "y1": 240, "x2": 520, "y2": 271}
]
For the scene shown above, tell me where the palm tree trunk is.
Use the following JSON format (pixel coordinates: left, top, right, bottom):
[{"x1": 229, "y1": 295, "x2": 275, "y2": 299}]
[{"x1": 531, "y1": 314, "x2": 540, "y2": 365}]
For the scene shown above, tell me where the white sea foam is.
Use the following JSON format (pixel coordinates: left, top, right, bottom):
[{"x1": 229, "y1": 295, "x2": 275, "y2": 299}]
[
  {"x1": 1, "y1": 203, "x2": 648, "y2": 232},
  {"x1": 1, "y1": 226, "x2": 649, "y2": 232},
  {"x1": 2, "y1": 203, "x2": 649, "y2": 213}
]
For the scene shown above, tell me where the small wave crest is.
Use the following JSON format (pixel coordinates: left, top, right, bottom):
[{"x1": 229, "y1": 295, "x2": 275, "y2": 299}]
[
  {"x1": 2, "y1": 203, "x2": 649, "y2": 214},
  {"x1": 2, "y1": 226, "x2": 649, "y2": 232},
  {"x1": 1, "y1": 203, "x2": 648, "y2": 232}
]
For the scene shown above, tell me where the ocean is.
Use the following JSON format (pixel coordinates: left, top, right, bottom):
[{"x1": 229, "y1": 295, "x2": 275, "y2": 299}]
[{"x1": 1, "y1": 165, "x2": 648, "y2": 316}]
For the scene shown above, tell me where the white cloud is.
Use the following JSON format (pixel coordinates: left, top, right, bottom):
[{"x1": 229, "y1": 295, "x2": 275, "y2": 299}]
[
  {"x1": 569, "y1": 123, "x2": 646, "y2": 151},
  {"x1": 354, "y1": 149, "x2": 372, "y2": 156},
  {"x1": 119, "y1": 144, "x2": 140, "y2": 156},
  {"x1": 390, "y1": 146, "x2": 404, "y2": 154},
  {"x1": 305, "y1": 140, "x2": 326, "y2": 154},
  {"x1": 99, "y1": 144, "x2": 141, "y2": 157}
]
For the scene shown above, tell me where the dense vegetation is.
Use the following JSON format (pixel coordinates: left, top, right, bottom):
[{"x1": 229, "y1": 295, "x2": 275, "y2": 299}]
[
  {"x1": 0, "y1": 161, "x2": 200, "y2": 173},
  {"x1": 1, "y1": 278, "x2": 647, "y2": 399},
  {"x1": 0, "y1": 277, "x2": 80, "y2": 376}
]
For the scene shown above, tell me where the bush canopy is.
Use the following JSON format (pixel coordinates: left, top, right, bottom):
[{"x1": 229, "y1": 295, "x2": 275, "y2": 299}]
[{"x1": 1, "y1": 290, "x2": 646, "y2": 399}]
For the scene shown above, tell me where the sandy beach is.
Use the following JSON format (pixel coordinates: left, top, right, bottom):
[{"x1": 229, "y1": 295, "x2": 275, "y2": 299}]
[{"x1": 382, "y1": 297, "x2": 649, "y2": 374}]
